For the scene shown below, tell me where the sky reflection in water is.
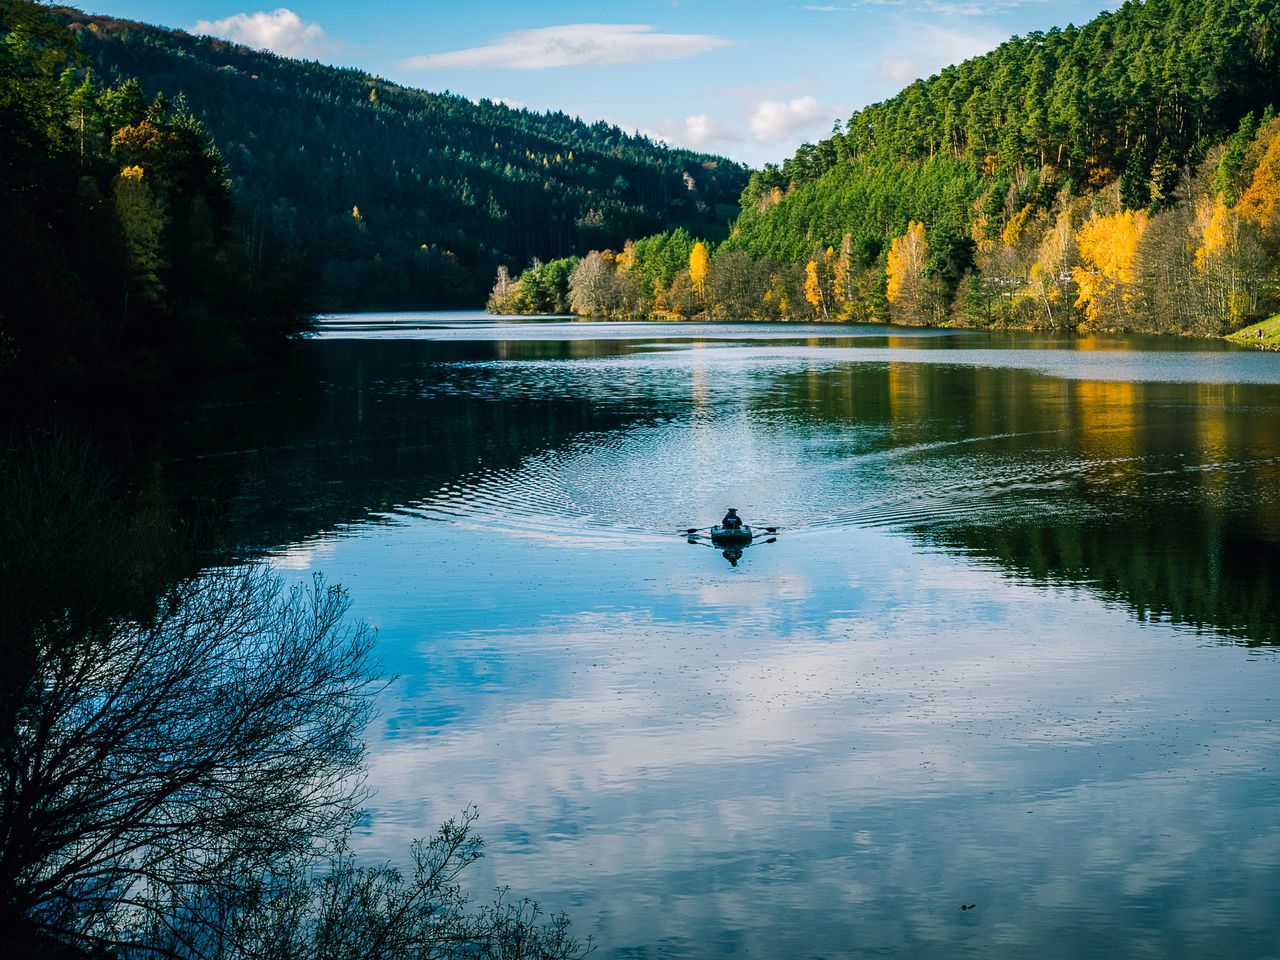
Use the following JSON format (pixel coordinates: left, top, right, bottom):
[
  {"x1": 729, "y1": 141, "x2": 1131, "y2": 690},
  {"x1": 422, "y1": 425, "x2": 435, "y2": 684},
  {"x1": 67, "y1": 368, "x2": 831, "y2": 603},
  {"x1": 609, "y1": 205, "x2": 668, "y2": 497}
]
[{"x1": 258, "y1": 317, "x2": 1280, "y2": 959}]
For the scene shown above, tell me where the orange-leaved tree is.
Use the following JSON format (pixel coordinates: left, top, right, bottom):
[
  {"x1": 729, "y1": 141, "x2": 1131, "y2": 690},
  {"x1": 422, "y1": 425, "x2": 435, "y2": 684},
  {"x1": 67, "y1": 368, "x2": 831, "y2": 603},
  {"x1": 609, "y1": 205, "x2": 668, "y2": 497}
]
[{"x1": 1236, "y1": 126, "x2": 1280, "y2": 242}]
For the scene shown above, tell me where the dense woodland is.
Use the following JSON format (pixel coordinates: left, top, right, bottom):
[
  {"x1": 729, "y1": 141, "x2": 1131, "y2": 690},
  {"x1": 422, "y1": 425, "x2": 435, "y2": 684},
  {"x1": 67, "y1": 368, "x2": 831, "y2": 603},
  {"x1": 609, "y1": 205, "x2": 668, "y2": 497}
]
[
  {"x1": 500, "y1": 0, "x2": 1280, "y2": 335},
  {"x1": 0, "y1": 0, "x2": 309, "y2": 404},
  {"x1": 0, "y1": 6, "x2": 598, "y2": 956},
  {"x1": 57, "y1": 6, "x2": 749, "y2": 311}
]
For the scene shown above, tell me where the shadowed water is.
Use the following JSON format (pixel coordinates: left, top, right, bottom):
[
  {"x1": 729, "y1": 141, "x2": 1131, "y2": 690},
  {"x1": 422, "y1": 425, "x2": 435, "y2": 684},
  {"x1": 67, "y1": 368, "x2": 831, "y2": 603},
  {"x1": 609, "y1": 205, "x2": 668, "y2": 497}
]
[{"x1": 176, "y1": 313, "x2": 1280, "y2": 958}]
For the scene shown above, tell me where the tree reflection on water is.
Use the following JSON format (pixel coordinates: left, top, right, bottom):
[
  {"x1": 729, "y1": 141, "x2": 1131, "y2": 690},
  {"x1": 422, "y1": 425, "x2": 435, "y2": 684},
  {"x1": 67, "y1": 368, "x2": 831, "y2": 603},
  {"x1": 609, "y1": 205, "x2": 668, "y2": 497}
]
[{"x1": 0, "y1": 435, "x2": 587, "y2": 959}]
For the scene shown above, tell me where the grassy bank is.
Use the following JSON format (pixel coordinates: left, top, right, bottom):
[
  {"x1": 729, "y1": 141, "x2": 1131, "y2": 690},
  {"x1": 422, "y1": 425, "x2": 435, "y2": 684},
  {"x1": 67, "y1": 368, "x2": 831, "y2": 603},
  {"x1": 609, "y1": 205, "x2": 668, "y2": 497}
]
[{"x1": 1226, "y1": 314, "x2": 1280, "y2": 349}]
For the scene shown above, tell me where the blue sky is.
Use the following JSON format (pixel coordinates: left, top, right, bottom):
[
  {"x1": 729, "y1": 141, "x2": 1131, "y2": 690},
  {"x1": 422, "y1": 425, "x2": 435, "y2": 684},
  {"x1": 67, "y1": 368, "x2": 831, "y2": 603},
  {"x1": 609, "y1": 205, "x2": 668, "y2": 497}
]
[{"x1": 87, "y1": 1, "x2": 1120, "y2": 167}]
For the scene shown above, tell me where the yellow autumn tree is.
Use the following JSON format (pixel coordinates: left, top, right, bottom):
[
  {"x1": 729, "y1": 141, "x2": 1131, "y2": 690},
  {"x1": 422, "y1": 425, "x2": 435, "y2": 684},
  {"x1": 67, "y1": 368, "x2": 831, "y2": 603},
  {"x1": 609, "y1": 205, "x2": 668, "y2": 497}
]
[
  {"x1": 1000, "y1": 204, "x2": 1036, "y2": 247},
  {"x1": 804, "y1": 259, "x2": 826, "y2": 319},
  {"x1": 1071, "y1": 209, "x2": 1148, "y2": 326},
  {"x1": 832, "y1": 233, "x2": 854, "y2": 318},
  {"x1": 689, "y1": 241, "x2": 709, "y2": 297},
  {"x1": 971, "y1": 214, "x2": 995, "y2": 262},
  {"x1": 1236, "y1": 128, "x2": 1280, "y2": 239},
  {"x1": 1194, "y1": 196, "x2": 1234, "y2": 272},
  {"x1": 1015, "y1": 208, "x2": 1076, "y2": 327},
  {"x1": 615, "y1": 240, "x2": 635, "y2": 272},
  {"x1": 886, "y1": 222, "x2": 927, "y2": 305},
  {"x1": 1190, "y1": 195, "x2": 1264, "y2": 325},
  {"x1": 885, "y1": 221, "x2": 942, "y2": 324}
]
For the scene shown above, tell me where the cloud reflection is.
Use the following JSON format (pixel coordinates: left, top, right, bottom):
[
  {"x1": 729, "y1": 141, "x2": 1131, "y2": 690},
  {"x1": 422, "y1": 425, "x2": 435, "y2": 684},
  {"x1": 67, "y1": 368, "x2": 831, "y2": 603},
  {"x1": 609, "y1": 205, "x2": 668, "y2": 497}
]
[{"x1": 339, "y1": 520, "x2": 1279, "y2": 956}]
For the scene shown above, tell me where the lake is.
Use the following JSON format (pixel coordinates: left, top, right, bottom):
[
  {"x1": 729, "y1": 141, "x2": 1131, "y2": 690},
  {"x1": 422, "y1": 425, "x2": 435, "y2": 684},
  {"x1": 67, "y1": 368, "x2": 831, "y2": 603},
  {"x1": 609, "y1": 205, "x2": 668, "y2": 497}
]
[{"x1": 177, "y1": 313, "x2": 1280, "y2": 959}]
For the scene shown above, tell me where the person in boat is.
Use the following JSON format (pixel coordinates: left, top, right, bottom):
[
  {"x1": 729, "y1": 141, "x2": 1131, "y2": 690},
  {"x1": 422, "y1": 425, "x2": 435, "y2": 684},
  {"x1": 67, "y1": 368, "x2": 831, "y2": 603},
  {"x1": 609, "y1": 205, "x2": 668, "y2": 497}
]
[{"x1": 720, "y1": 508, "x2": 743, "y2": 530}]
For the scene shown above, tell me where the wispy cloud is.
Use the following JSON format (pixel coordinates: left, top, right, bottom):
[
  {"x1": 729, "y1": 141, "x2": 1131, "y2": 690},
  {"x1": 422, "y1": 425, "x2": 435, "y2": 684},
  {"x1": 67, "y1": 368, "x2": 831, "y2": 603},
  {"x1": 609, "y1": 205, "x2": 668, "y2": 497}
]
[
  {"x1": 657, "y1": 113, "x2": 742, "y2": 149},
  {"x1": 192, "y1": 8, "x2": 330, "y2": 58},
  {"x1": 873, "y1": 23, "x2": 1004, "y2": 85},
  {"x1": 876, "y1": 57, "x2": 925, "y2": 84},
  {"x1": 804, "y1": 0, "x2": 1048, "y2": 15},
  {"x1": 747, "y1": 95, "x2": 830, "y2": 143},
  {"x1": 402, "y1": 24, "x2": 732, "y2": 70}
]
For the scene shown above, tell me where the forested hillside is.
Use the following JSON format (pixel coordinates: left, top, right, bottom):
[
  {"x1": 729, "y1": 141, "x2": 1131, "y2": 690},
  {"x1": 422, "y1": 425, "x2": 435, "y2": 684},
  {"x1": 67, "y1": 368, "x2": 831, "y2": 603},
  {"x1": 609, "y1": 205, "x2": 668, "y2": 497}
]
[
  {"x1": 57, "y1": 7, "x2": 749, "y2": 310},
  {"x1": 513, "y1": 0, "x2": 1280, "y2": 335},
  {"x1": 1, "y1": 0, "x2": 306, "y2": 406}
]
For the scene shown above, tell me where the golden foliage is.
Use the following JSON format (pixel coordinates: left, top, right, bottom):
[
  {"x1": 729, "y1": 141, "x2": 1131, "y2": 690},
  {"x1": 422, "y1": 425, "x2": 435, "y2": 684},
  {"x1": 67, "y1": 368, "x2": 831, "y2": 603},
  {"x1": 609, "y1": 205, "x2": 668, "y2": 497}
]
[
  {"x1": 1015, "y1": 209, "x2": 1075, "y2": 323},
  {"x1": 111, "y1": 121, "x2": 182, "y2": 177},
  {"x1": 886, "y1": 221, "x2": 928, "y2": 305},
  {"x1": 1237, "y1": 129, "x2": 1280, "y2": 237},
  {"x1": 615, "y1": 240, "x2": 635, "y2": 272},
  {"x1": 803, "y1": 260, "x2": 820, "y2": 306},
  {"x1": 971, "y1": 215, "x2": 995, "y2": 258},
  {"x1": 689, "y1": 241, "x2": 709, "y2": 296},
  {"x1": 832, "y1": 234, "x2": 854, "y2": 318},
  {"x1": 1071, "y1": 209, "x2": 1148, "y2": 324},
  {"x1": 1000, "y1": 204, "x2": 1035, "y2": 247},
  {"x1": 804, "y1": 260, "x2": 823, "y2": 314},
  {"x1": 1193, "y1": 196, "x2": 1233, "y2": 272}
]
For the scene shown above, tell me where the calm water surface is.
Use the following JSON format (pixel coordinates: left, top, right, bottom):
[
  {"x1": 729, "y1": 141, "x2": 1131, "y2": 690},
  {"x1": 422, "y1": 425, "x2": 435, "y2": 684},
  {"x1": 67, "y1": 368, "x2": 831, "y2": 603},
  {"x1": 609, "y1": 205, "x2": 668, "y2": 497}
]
[{"x1": 182, "y1": 313, "x2": 1280, "y2": 958}]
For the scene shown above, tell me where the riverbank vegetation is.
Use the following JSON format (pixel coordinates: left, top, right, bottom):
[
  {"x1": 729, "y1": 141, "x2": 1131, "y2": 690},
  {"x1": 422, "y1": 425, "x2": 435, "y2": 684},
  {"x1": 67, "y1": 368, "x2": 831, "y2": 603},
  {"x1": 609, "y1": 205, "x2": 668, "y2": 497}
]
[
  {"x1": 494, "y1": 0, "x2": 1280, "y2": 335},
  {"x1": 1227, "y1": 313, "x2": 1280, "y2": 349}
]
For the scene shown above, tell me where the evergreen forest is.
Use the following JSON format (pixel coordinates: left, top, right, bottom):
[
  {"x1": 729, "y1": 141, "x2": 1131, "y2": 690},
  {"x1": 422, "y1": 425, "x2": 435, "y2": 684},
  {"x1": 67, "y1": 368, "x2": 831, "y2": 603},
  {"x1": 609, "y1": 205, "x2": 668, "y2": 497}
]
[
  {"x1": 499, "y1": 0, "x2": 1280, "y2": 337},
  {"x1": 57, "y1": 6, "x2": 749, "y2": 312},
  {"x1": 1, "y1": 0, "x2": 309, "y2": 403}
]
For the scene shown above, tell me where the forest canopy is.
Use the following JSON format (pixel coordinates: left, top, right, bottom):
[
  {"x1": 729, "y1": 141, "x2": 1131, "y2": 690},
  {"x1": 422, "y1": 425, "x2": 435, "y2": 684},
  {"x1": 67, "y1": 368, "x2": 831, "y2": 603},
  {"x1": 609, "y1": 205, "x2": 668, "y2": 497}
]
[
  {"x1": 54, "y1": 5, "x2": 750, "y2": 311},
  {"x1": 0, "y1": 0, "x2": 311, "y2": 403},
  {"x1": 499, "y1": 0, "x2": 1280, "y2": 335}
]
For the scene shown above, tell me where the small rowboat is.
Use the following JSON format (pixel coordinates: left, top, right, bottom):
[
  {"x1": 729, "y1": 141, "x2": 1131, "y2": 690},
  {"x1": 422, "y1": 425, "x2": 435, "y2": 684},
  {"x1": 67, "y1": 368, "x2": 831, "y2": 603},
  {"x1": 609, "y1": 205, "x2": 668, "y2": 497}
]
[{"x1": 710, "y1": 525, "x2": 753, "y2": 544}]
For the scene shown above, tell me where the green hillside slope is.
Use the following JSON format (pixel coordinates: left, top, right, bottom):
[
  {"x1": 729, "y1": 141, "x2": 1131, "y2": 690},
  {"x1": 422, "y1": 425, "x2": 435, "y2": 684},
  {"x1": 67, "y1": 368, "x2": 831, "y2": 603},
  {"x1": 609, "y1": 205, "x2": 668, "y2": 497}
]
[
  {"x1": 529, "y1": 0, "x2": 1280, "y2": 332},
  {"x1": 57, "y1": 7, "x2": 749, "y2": 310}
]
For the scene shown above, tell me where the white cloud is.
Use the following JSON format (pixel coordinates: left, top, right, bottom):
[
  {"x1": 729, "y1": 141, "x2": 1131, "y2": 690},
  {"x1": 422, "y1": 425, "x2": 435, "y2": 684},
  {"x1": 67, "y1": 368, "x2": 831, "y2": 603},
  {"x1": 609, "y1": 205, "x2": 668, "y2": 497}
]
[
  {"x1": 192, "y1": 8, "x2": 329, "y2": 58},
  {"x1": 657, "y1": 113, "x2": 742, "y2": 149},
  {"x1": 920, "y1": 23, "x2": 1006, "y2": 60},
  {"x1": 401, "y1": 23, "x2": 731, "y2": 70},
  {"x1": 876, "y1": 57, "x2": 924, "y2": 84},
  {"x1": 746, "y1": 95, "x2": 828, "y2": 144},
  {"x1": 872, "y1": 23, "x2": 1003, "y2": 86}
]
